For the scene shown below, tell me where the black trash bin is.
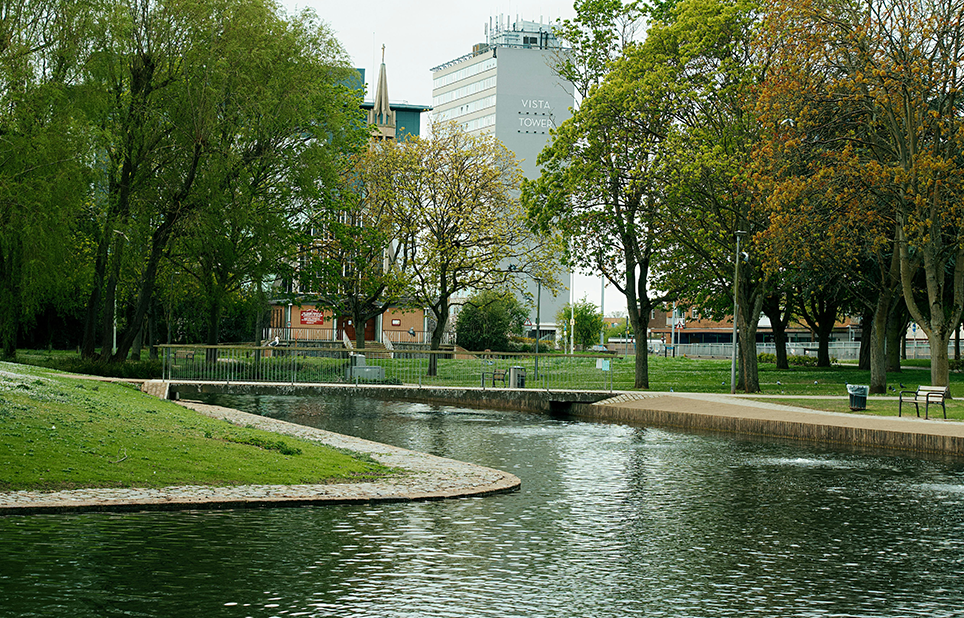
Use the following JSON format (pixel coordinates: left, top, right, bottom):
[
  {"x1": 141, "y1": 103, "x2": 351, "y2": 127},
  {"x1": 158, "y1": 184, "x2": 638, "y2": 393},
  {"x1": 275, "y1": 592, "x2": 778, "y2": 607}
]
[{"x1": 847, "y1": 384, "x2": 869, "y2": 411}]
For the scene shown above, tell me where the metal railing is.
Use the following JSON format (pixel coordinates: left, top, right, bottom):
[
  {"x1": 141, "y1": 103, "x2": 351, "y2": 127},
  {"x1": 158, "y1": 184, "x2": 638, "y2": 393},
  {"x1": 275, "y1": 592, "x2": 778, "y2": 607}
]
[
  {"x1": 159, "y1": 344, "x2": 621, "y2": 392},
  {"x1": 662, "y1": 340, "x2": 947, "y2": 361}
]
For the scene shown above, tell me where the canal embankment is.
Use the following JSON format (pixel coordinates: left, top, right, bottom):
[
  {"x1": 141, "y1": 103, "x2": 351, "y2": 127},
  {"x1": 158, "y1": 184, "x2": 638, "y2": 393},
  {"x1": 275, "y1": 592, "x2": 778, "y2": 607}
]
[{"x1": 151, "y1": 379, "x2": 964, "y2": 456}]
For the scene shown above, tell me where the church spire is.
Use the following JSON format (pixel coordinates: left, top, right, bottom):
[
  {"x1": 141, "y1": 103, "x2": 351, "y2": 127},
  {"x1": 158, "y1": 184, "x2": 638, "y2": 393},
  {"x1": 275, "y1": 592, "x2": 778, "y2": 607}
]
[{"x1": 368, "y1": 44, "x2": 396, "y2": 140}]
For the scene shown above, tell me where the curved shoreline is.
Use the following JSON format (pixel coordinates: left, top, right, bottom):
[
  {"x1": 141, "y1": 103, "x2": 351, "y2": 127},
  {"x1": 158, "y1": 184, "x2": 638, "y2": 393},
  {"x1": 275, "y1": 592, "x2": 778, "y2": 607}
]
[{"x1": 0, "y1": 401, "x2": 521, "y2": 516}]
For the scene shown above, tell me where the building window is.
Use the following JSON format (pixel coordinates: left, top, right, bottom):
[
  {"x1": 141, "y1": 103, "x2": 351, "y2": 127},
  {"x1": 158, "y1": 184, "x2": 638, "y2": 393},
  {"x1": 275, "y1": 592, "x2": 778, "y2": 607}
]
[
  {"x1": 433, "y1": 57, "x2": 497, "y2": 89},
  {"x1": 436, "y1": 95, "x2": 497, "y2": 121},
  {"x1": 433, "y1": 76, "x2": 497, "y2": 106}
]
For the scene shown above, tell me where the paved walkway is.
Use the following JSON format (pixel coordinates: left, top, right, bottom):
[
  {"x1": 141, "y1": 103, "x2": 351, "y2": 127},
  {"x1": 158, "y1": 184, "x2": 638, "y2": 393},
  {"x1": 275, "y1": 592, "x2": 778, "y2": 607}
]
[
  {"x1": 0, "y1": 401, "x2": 521, "y2": 515},
  {"x1": 586, "y1": 392, "x2": 964, "y2": 455},
  {"x1": 597, "y1": 391, "x2": 964, "y2": 435}
]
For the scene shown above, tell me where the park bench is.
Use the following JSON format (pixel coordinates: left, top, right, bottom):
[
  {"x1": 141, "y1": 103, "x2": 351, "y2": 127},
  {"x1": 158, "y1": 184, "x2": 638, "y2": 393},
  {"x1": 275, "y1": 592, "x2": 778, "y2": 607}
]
[
  {"x1": 899, "y1": 385, "x2": 950, "y2": 420},
  {"x1": 482, "y1": 368, "x2": 507, "y2": 387}
]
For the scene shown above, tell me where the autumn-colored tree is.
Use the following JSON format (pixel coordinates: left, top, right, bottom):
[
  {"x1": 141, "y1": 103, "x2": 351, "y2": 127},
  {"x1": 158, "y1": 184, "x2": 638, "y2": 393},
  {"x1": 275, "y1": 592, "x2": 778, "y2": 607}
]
[{"x1": 759, "y1": 0, "x2": 964, "y2": 386}]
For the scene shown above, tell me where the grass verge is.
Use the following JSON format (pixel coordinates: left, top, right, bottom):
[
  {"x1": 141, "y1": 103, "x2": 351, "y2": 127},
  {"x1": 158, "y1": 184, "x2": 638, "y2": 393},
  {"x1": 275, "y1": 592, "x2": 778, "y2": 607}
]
[
  {"x1": 759, "y1": 396, "x2": 964, "y2": 419},
  {"x1": 0, "y1": 362, "x2": 393, "y2": 492}
]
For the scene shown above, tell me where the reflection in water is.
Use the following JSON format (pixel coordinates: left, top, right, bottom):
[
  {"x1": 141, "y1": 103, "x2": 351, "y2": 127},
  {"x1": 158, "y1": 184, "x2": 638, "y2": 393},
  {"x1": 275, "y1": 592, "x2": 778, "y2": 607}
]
[{"x1": 2, "y1": 394, "x2": 964, "y2": 617}]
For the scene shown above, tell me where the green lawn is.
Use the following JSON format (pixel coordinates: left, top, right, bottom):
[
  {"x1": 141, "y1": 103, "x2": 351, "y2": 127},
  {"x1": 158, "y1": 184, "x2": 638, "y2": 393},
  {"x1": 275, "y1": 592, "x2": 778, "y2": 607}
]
[{"x1": 0, "y1": 362, "x2": 393, "y2": 492}]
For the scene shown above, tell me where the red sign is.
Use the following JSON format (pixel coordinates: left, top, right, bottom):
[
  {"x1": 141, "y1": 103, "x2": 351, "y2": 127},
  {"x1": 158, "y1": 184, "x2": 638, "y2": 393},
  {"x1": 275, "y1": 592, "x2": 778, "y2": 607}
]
[{"x1": 300, "y1": 309, "x2": 325, "y2": 325}]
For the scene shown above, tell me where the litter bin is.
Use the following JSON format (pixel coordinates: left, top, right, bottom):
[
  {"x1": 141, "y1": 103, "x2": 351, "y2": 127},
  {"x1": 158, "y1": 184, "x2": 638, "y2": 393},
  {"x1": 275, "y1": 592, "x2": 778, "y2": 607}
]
[
  {"x1": 509, "y1": 366, "x2": 526, "y2": 388},
  {"x1": 847, "y1": 384, "x2": 869, "y2": 411}
]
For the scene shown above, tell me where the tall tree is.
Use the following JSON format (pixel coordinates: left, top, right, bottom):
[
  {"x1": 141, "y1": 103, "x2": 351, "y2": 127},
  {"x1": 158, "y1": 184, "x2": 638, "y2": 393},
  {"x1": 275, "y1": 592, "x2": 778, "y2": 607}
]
[
  {"x1": 761, "y1": 0, "x2": 964, "y2": 386},
  {"x1": 394, "y1": 121, "x2": 561, "y2": 374},
  {"x1": 647, "y1": 0, "x2": 768, "y2": 392},
  {"x1": 0, "y1": 0, "x2": 93, "y2": 358},
  {"x1": 169, "y1": 3, "x2": 366, "y2": 351},
  {"x1": 78, "y1": 0, "x2": 363, "y2": 361},
  {"x1": 302, "y1": 142, "x2": 414, "y2": 350},
  {"x1": 525, "y1": 24, "x2": 674, "y2": 388}
]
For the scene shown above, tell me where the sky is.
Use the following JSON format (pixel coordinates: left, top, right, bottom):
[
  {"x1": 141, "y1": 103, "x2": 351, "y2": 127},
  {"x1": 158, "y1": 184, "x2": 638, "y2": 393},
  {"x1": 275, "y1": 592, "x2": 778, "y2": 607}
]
[{"x1": 283, "y1": 0, "x2": 629, "y2": 315}]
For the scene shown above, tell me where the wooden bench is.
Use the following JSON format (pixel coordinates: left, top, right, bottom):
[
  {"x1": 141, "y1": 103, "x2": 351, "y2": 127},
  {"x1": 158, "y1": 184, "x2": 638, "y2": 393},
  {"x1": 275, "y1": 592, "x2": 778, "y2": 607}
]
[
  {"x1": 481, "y1": 369, "x2": 507, "y2": 387},
  {"x1": 899, "y1": 385, "x2": 950, "y2": 419}
]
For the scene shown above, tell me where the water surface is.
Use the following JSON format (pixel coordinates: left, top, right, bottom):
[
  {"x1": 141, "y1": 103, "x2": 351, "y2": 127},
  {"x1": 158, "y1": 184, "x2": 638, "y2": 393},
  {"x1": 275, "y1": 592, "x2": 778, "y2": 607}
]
[{"x1": 2, "y1": 395, "x2": 964, "y2": 617}]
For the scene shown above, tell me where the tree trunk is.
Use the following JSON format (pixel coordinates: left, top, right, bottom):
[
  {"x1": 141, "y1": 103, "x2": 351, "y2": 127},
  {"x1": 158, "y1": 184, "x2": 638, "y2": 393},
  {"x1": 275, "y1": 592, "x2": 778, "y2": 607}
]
[
  {"x1": 427, "y1": 298, "x2": 449, "y2": 377},
  {"x1": 630, "y1": 302, "x2": 652, "y2": 389},
  {"x1": 798, "y1": 290, "x2": 840, "y2": 368},
  {"x1": 930, "y1": 330, "x2": 951, "y2": 387},
  {"x1": 868, "y1": 297, "x2": 891, "y2": 394},
  {"x1": 354, "y1": 305, "x2": 367, "y2": 351},
  {"x1": 130, "y1": 325, "x2": 143, "y2": 361},
  {"x1": 205, "y1": 290, "x2": 221, "y2": 364},
  {"x1": 0, "y1": 237, "x2": 22, "y2": 359},
  {"x1": 737, "y1": 288, "x2": 764, "y2": 393},
  {"x1": 112, "y1": 218, "x2": 173, "y2": 362},
  {"x1": 112, "y1": 143, "x2": 202, "y2": 363},
  {"x1": 858, "y1": 306, "x2": 873, "y2": 371},
  {"x1": 762, "y1": 293, "x2": 790, "y2": 370},
  {"x1": 896, "y1": 222, "x2": 964, "y2": 387},
  {"x1": 97, "y1": 235, "x2": 126, "y2": 361},
  {"x1": 81, "y1": 224, "x2": 110, "y2": 359}
]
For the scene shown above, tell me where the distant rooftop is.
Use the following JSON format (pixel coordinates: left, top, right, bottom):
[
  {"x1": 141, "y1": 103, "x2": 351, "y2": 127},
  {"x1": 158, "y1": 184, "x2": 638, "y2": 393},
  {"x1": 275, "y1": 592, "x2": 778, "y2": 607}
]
[{"x1": 432, "y1": 16, "x2": 563, "y2": 72}]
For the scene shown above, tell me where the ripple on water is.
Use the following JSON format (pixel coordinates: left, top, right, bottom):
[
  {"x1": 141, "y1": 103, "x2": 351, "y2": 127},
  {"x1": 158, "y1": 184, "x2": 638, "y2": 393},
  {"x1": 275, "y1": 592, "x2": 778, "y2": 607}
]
[{"x1": 2, "y1": 395, "x2": 964, "y2": 617}]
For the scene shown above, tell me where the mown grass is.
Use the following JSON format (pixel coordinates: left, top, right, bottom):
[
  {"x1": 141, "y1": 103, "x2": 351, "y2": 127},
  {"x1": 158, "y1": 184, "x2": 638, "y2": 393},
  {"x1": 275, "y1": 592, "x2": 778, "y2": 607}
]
[
  {"x1": 763, "y1": 396, "x2": 964, "y2": 420},
  {"x1": 0, "y1": 362, "x2": 393, "y2": 492}
]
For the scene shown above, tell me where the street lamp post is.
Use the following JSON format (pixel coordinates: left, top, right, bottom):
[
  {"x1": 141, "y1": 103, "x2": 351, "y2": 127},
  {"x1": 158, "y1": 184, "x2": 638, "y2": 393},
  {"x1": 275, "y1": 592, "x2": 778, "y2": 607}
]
[
  {"x1": 509, "y1": 264, "x2": 541, "y2": 382},
  {"x1": 731, "y1": 230, "x2": 747, "y2": 394},
  {"x1": 535, "y1": 279, "x2": 541, "y2": 381}
]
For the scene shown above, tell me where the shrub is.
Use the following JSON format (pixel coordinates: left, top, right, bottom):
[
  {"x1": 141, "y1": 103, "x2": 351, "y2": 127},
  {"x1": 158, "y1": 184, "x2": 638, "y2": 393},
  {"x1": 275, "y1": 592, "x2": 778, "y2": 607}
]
[{"x1": 757, "y1": 352, "x2": 835, "y2": 367}]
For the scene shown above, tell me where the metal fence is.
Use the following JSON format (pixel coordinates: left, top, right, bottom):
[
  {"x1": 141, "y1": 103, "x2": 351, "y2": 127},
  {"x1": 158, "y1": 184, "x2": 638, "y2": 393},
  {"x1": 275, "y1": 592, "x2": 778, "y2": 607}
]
[
  {"x1": 261, "y1": 328, "x2": 452, "y2": 347},
  {"x1": 159, "y1": 344, "x2": 623, "y2": 392},
  {"x1": 665, "y1": 340, "x2": 942, "y2": 361}
]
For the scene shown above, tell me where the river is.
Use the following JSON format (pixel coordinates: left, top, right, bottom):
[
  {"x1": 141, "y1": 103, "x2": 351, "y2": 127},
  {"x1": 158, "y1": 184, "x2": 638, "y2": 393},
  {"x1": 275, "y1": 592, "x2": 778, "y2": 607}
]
[{"x1": 2, "y1": 394, "x2": 964, "y2": 617}]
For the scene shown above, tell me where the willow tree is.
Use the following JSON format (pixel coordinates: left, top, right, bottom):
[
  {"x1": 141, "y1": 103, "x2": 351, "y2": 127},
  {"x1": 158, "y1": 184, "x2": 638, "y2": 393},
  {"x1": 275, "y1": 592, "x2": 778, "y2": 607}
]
[
  {"x1": 393, "y1": 121, "x2": 561, "y2": 374},
  {"x1": 760, "y1": 0, "x2": 964, "y2": 386},
  {"x1": 79, "y1": 0, "x2": 364, "y2": 361},
  {"x1": 0, "y1": 0, "x2": 93, "y2": 358}
]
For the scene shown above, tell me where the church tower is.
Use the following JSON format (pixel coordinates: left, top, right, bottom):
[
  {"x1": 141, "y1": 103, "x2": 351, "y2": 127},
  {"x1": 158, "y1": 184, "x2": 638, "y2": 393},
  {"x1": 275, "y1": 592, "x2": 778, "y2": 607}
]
[{"x1": 367, "y1": 46, "x2": 396, "y2": 141}]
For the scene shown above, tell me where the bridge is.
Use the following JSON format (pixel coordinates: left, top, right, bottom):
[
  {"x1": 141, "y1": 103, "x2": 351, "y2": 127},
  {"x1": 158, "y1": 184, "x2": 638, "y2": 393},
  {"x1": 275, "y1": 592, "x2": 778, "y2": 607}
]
[
  {"x1": 144, "y1": 379, "x2": 616, "y2": 415},
  {"x1": 155, "y1": 343, "x2": 625, "y2": 409}
]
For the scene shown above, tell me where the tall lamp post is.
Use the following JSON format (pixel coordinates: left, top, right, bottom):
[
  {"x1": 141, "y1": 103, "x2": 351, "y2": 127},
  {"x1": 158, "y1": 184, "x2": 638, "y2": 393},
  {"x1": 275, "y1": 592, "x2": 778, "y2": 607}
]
[
  {"x1": 509, "y1": 265, "x2": 541, "y2": 381},
  {"x1": 730, "y1": 230, "x2": 747, "y2": 394}
]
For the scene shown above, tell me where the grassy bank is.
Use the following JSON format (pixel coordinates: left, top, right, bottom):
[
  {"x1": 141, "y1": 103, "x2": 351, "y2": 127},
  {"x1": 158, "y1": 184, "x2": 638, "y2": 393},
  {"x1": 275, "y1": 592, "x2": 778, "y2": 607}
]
[
  {"x1": 0, "y1": 362, "x2": 392, "y2": 492},
  {"x1": 762, "y1": 396, "x2": 964, "y2": 419}
]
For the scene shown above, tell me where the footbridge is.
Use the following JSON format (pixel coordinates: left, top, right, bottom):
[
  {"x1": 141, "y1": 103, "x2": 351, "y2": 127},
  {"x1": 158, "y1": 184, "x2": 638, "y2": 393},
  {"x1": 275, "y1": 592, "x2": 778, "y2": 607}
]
[
  {"x1": 145, "y1": 379, "x2": 616, "y2": 415},
  {"x1": 153, "y1": 344, "x2": 626, "y2": 413}
]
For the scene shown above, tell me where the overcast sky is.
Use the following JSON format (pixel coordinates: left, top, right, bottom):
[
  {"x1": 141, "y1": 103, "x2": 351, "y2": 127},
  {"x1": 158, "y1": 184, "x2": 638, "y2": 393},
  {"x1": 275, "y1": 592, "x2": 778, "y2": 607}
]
[{"x1": 283, "y1": 0, "x2": 629, "y2": 315}]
